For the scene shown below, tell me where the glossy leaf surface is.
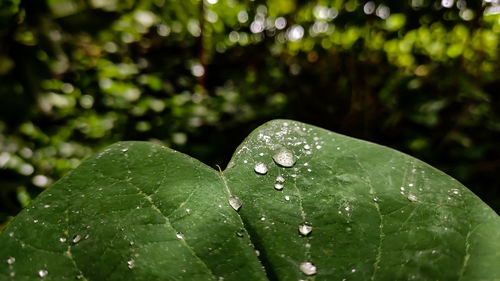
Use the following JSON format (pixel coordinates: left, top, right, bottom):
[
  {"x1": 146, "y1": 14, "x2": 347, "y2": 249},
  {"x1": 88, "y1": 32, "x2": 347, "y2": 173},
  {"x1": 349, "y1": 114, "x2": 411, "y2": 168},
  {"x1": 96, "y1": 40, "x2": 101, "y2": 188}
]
[{"x1": 1, "y1": 120, "x2": 499, "y2": 280}]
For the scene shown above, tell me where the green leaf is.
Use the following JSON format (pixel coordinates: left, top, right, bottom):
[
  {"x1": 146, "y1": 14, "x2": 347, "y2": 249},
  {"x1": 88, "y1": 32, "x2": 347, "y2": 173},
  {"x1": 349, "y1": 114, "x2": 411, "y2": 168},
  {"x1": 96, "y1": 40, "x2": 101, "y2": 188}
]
[{"x1": 1, "y1": 120, "x2": 499, "y2": 280}]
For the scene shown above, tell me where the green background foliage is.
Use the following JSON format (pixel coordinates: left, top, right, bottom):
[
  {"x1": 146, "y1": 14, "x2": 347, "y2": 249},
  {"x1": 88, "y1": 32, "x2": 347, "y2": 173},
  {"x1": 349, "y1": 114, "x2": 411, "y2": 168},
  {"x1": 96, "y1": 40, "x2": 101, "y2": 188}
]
[{"x1": 1, "y1": 0, "x2": 500, "y2": 229}]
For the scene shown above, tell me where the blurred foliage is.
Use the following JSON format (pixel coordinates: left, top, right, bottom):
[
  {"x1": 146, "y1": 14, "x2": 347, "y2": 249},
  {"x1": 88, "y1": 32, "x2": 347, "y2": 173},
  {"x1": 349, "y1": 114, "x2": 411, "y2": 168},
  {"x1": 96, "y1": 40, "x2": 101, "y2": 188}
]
[{"x1": 1, "y1": 0, "x2": 500, "y2": 228}]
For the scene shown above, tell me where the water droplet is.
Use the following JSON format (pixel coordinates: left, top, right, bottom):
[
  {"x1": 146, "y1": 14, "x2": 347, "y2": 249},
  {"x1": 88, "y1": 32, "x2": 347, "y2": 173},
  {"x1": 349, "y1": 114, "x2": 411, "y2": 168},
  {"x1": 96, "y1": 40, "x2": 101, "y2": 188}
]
[
  {"x1": 298, "y1": 224, "x2": 312, "y2": 236},
  {"x1": 272, "y1": 148, "x2": 296, "y2": 167},
  {"x1": 243, "y1": 160, "x2": 248, "y2": 163},
  {"x1": 176, "y1": 233, "x2": 184, "y2": 239},
  {"x1": 259, "y1": 152, "x2": 264, "y2": 156},
  {"x1": 260, "y1": 216, "x2": 266, "y2": 221},
  {"x1": 229, "y1": 196, "x2": 242, "y2": 211},
  {"x1": 186, "y1": 208, "x2": 191, "y2": 214},
  {"x1": 72, "y1": 234, "x2": 81, "y2": 244},
  {"x1": 451, "y1": 189, "x2": 459, "y2": 195},
  {"x1": 303, "y1": 163, "x2": 308, "y2": 166},
  {"x1": 274, "y1": 183, "x2": 284, "y2": 190},
  {"x1": 400, "y1": 186, "x2": 405, "y2": 191},
  {"x1": 407, "y1": 194, "x2": 418, "y2": 202},
  {"x1": 304, "y1": 144, "x2": 311, "y2": 149},
  {"x1": 127, "y1": 259, "x2": 135, "y2": 269},
  {"x1": 33, "y1": 219, "x2": 38, "y2": 223},
  {"x1": 59, "y1": 237, "x2": 66, "y2": 243},
  {"x1": 121, "y1": 148, "x2": 128, "y2": 152},
  {"x1": 305, "y1": 243, "x2": 311, "y2": 248},
  {"x1": 285, "y1": 195, "x2": 290, "y2": 201},
  {"x1": 373, "y1": 197, "x2": 379, "y2": 202},
  {"x1": 316, "y1": 145, "x2": 322, "y2": 149},
  {"x1": 351, "y1": 268, "x2": 356, "y2": 273},
  {"x1": 409, "y1": 183, "x2": 414, "y2": 187},
  {"x1": 43, "y1": 205, "x2": 50, "y2": 208},
  {"x1": 38, "y1": 269, "x2": 48, "y2": 278},
  {"x1": 276, "y1": 175, "x2": 285, "y2": 183},
  {"x1": 6, "y1": 257, "x2": 15, "y2": 265},
  {"x1": 254, "y1": 163, "x2": 268, "y2": 175},
  {"x1": 255, "y1": 250, "x2": 260, "y2": 256},
  {"x1": 344, "y1": 206, "x2": 350, "y2": 211},
  {"x1": 299, "y1": 262, "x2": 317, "y2": 275}
]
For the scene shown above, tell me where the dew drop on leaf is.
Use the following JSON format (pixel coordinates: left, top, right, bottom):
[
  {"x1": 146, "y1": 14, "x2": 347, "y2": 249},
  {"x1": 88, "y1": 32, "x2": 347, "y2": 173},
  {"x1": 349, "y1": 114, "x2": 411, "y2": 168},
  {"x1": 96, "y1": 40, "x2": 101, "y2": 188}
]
[
  {"x1": 38, "y1": 269, "x2": 48, "y2": 278},
  {"x1": 6, "y1": 257, "x2": 15, "y2": 265},
  {"x1": 407, "y1": 194, "x2": 418, "y2": 202},
  {"x1": 228, "y1": 196, "x2": 242, "y2": 211},
  {"x1": 272, "y1": 148, "x2": 296, "y2": 167},
  {"x1": 176, "y1": 233, "x2": 184, "y2": 239},
  {"x1": 127, "y1": 259, "x2": 135, "y2": 269},
  {"x1": 298, "y1": 224, "x2": 312, "y2": 236},
  {"x1": 276, "y1": 175, "x2": 285, "y2": 183},
  {"x1": 299, "y1": 261, "x2": 317, "y2": 275},
  {"x1": 254, "y1": 163, "x2": 268, "y2": 175},
  {"x1": 285, "y1": 195, "x2": 290, "y2": 201},
  {"x1": 59, "y1": 237, "x2": 66, "y2": 243},
  {"x1": 274, "y1": 183, "x2": 284, "y2": 190},
  {"x1": 72, "y1": 234, "x2": 81, "y2": 244}
]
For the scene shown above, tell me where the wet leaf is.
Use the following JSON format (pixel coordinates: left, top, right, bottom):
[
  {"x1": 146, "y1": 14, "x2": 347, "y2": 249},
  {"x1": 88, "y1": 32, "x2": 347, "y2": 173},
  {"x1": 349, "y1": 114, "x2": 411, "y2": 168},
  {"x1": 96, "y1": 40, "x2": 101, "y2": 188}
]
[{"x1": 1, "y1": 120, "x2": 499, "y2": 280}]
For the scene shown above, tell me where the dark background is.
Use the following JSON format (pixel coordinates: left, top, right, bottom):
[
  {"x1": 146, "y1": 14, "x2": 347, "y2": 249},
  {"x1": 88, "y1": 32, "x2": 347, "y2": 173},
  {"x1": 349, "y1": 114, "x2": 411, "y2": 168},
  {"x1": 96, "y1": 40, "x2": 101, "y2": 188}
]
[{"x1": 1, "y1": 0, "x2": 499, "y2": 230}]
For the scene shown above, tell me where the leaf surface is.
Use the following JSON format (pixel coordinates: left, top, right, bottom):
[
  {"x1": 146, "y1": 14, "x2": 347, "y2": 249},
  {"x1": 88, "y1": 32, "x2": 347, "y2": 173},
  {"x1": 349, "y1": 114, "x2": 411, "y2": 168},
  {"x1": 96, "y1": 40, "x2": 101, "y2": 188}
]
[{"x1": 1, "y1": 120, "x2": 499, "y2": 280}]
